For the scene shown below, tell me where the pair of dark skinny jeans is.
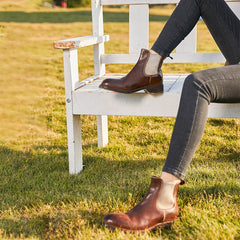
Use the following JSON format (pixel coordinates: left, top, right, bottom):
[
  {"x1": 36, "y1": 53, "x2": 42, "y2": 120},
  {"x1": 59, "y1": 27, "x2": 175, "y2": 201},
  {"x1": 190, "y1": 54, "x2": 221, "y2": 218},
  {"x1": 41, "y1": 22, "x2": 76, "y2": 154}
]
[{"x1": 151, "y1": 0, "x2": 240, "y2": 180}]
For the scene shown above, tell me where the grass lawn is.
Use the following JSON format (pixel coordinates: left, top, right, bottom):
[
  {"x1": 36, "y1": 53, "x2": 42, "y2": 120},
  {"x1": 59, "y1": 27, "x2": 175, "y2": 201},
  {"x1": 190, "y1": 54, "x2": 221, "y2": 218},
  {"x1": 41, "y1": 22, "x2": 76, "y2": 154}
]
[{"x1": 0, "y1": 0, "x2": 239, "y2": 239}]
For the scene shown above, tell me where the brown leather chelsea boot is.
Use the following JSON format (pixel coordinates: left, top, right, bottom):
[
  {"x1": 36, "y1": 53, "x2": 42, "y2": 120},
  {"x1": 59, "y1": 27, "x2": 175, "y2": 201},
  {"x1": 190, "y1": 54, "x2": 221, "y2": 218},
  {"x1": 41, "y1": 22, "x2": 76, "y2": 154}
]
[
  {"x1": 99, "y1": 49, "x2": 164, "y2": 94},
  {"x1": 103, "y1": 176, "x2": 184, "y2": 232}
]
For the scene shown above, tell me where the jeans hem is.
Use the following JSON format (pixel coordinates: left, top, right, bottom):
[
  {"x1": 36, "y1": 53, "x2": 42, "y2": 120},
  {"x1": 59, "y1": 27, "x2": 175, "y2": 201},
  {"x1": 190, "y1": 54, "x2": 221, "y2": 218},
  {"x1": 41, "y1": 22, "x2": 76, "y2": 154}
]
[{"x1": 151, "y1": 45, "x2": 170, "y2": 58}]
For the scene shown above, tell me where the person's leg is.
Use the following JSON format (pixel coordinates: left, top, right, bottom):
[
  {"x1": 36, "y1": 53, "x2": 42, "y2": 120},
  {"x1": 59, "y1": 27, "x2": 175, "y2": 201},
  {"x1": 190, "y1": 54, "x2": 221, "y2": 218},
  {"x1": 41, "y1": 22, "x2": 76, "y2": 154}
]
[
  {"x1": 162, "y1": 64, "x2": 240, "y2": 180},
  {"x1": 100, "y1": 0, "x2": 240, "y2": 93},
  {"x1": 102, "y1": 0, "x2": 240, "y2": 231},
  {"x1": 103, "y1": 64, "x2": 240, "y2": 231},
  {"x1": 199, "y1": 0, "x2": 240, "y2": 64},
  {"x1": 152, "y1": 0, "x2": 240, "y2": 64},
  {"x1": 152, "y1": 0, "x2": 201, "y2": 58}
]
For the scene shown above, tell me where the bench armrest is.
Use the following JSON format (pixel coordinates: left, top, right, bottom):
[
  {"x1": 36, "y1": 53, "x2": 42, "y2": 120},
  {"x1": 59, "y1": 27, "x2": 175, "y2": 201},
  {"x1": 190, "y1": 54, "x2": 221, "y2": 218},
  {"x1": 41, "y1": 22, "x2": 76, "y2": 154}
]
[{"x1": 53, "y1": 35, "x2": 109, "y2": 49}]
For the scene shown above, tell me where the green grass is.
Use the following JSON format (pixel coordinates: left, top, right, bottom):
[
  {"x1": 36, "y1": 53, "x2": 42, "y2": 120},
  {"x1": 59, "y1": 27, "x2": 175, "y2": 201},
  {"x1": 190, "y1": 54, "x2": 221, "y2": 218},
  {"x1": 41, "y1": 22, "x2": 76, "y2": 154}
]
[{"x1": 0, "y1": 1, "x2": 239, "y2": 239}]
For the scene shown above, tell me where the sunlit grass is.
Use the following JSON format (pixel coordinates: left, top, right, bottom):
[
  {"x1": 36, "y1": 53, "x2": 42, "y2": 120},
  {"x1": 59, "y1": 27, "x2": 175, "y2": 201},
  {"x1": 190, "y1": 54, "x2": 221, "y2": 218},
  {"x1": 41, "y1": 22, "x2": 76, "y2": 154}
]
[{"x1": 0, "y1": 1, "x2": 239, "y2": 239}]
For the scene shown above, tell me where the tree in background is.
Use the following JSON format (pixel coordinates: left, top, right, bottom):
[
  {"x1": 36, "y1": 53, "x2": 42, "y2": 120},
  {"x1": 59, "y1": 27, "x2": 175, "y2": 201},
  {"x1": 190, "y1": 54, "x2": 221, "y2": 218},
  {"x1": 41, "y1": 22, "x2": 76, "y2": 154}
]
[{"x1": 67, "y1": 0, "x2": 91, "y2": 7}]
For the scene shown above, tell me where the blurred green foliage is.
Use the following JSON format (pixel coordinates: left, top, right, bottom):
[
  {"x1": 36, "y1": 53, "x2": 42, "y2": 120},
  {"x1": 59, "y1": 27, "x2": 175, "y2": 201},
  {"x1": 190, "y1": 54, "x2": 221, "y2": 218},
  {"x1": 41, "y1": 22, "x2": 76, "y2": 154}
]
[{"x1": 67, "y1": 0, "x2": 91, "y2": 7}]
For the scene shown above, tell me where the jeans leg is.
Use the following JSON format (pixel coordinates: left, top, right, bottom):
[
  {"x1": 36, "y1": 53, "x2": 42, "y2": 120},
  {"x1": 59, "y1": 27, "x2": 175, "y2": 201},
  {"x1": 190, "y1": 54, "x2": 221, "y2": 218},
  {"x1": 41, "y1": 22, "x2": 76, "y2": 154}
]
[
  {"x1": 152, "y1": 0, "x2": 240, "y2": 64},
  {"x1": 152, "y1": 0, "x2": 201, "y2": 58},
  {"x1": 199, "y1": 0, "x2": 240, "y2": 64},
  {"x1": 162, "y1": 64, "x2": 240, "y2": 180}
]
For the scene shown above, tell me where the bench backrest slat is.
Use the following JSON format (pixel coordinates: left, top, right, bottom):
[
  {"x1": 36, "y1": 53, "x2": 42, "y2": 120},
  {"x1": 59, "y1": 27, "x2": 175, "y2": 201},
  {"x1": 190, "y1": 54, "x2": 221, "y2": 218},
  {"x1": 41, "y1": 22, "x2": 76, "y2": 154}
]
[
  {"x1": 227, "y1": 2, "x2": 240, "y2": 17},
  {"x1": 129, "y1": 5, "x2": 149, "y2": 54},
  {"x1": 176, "y1": 27, "x2": 197, "y2": 54},
  {"x1": 92, "y1": 0, "x2": 105, "y2": 76},
  {"x1": 101, "y1": 0, "x2": 239, "y2": 6}
]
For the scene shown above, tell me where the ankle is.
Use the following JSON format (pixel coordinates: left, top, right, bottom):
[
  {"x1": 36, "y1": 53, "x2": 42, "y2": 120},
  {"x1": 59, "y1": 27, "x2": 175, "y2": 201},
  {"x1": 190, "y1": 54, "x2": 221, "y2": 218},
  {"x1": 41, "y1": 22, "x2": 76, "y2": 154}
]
[
  {"x1": 150, "y1": 49, "x2": 159, "y2": 55},
  {"x1": 161, "y1": 172, "x2": 181, "y2": 184}
]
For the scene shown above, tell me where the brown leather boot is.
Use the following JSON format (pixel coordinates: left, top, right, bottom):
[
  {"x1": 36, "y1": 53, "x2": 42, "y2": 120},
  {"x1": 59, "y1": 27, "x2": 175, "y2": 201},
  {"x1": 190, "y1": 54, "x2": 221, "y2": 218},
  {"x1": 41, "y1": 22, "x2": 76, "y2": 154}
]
[
  {"x1": 103, "y1": 176, "x2": 184, "y2": 232},
  {"x1": 99, "y1": 49, "x2": 164, "y2": 94}
]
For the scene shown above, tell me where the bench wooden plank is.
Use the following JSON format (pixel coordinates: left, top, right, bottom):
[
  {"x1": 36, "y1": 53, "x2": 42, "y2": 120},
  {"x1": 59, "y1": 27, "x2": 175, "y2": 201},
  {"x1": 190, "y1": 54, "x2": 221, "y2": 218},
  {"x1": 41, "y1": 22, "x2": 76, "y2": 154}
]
[
  {"x1": 101, "y1": 0, "x2": 238, "y2": 5},
  {"x1": 72, "y1": 74, "x2": 240, "y2": 118},
  {"x1": 101, "y1": 53, "x2": 226, "y2": 64},
  {"x1": 63, "y1": 49, "x2": 83, "y2": 174},
  {"x1": 129, "y1": 5, "x2": 149, "y2": 53},
  {"x1": 53, "y1": 35, "x2": 109, "y2": 49},
  {"x1": 227, "y1": 2, "x2": 240, "y2": 17}
]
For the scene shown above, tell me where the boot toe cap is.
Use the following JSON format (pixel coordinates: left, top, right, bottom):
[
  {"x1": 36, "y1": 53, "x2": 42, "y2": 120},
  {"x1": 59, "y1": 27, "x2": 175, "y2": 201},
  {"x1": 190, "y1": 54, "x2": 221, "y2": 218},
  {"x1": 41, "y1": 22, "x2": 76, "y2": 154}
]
[
  {"x1": 99, "y1": 78, "x2": 120, "y2": 89},
  {"x1": 103, "y1": 213, "x2": 131, "y2": 229}
]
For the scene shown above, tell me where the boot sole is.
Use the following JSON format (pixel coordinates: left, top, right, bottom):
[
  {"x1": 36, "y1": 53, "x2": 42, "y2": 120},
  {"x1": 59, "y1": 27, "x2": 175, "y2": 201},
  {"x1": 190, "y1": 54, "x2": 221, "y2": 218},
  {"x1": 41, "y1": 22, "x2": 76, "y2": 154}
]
[
  {"x1": 99, "y1": 83, "x2": 163, "y2": 94},
  {"x1": 104, "y1": 221, "x2": 173, "y2": 233}
]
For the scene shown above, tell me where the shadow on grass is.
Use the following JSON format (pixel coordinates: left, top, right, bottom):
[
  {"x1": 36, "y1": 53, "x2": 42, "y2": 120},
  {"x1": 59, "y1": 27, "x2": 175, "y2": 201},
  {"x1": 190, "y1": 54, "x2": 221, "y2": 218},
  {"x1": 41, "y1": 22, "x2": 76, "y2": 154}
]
[
  {"x1": 0, "y1": 208, "x2": 105, "y2": 238},
  {"x1": 1, "y1": 143, "x2": 239, "y2": 208},
  {"x1": 0, "y1": 11, "x2": 169, "y2": 23},
  {"x1": 0, "y1": 143, "x2": 162, "y2": 209},
  {"x1": 0, "y1": 143, "x2": 239, "y2": 238},
  {"x1": 208, "y1": 118, "x2": 237, "y2": 127}
]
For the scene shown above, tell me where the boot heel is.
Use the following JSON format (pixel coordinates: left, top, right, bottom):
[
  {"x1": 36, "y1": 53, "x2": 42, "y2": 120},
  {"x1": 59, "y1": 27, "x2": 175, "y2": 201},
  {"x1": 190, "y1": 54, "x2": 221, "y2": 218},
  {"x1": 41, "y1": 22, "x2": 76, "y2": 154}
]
[{"x1": 144, "y1": 84, "x2": 163, "y2": 94}]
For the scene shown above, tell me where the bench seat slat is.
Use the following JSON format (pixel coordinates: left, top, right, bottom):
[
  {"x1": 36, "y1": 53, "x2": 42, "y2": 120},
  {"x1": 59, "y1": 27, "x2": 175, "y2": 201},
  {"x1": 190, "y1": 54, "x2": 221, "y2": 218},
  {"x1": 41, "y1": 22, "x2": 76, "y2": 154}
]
[{"x1": 72, "y1": 74, "x2": 240, "y2": 118}]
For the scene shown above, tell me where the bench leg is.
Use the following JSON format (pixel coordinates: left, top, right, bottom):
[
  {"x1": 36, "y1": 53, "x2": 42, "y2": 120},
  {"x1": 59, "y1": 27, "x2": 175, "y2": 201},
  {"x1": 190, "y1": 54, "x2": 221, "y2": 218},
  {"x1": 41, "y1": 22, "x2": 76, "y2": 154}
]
[
  {"x1": 67, "y1": 114, "x2": 83, "y2": 174},
  {"x1": 97, "y1": 115, "x2": 108, "y2": 147}
]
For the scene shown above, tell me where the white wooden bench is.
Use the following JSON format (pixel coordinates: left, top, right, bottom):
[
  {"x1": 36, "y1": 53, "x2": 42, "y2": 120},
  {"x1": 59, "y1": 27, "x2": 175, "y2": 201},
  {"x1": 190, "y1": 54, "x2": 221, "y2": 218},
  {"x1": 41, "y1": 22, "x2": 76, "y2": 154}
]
[{"x1": 54, "y1": 0, "x2": 240, "y2": 174}]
